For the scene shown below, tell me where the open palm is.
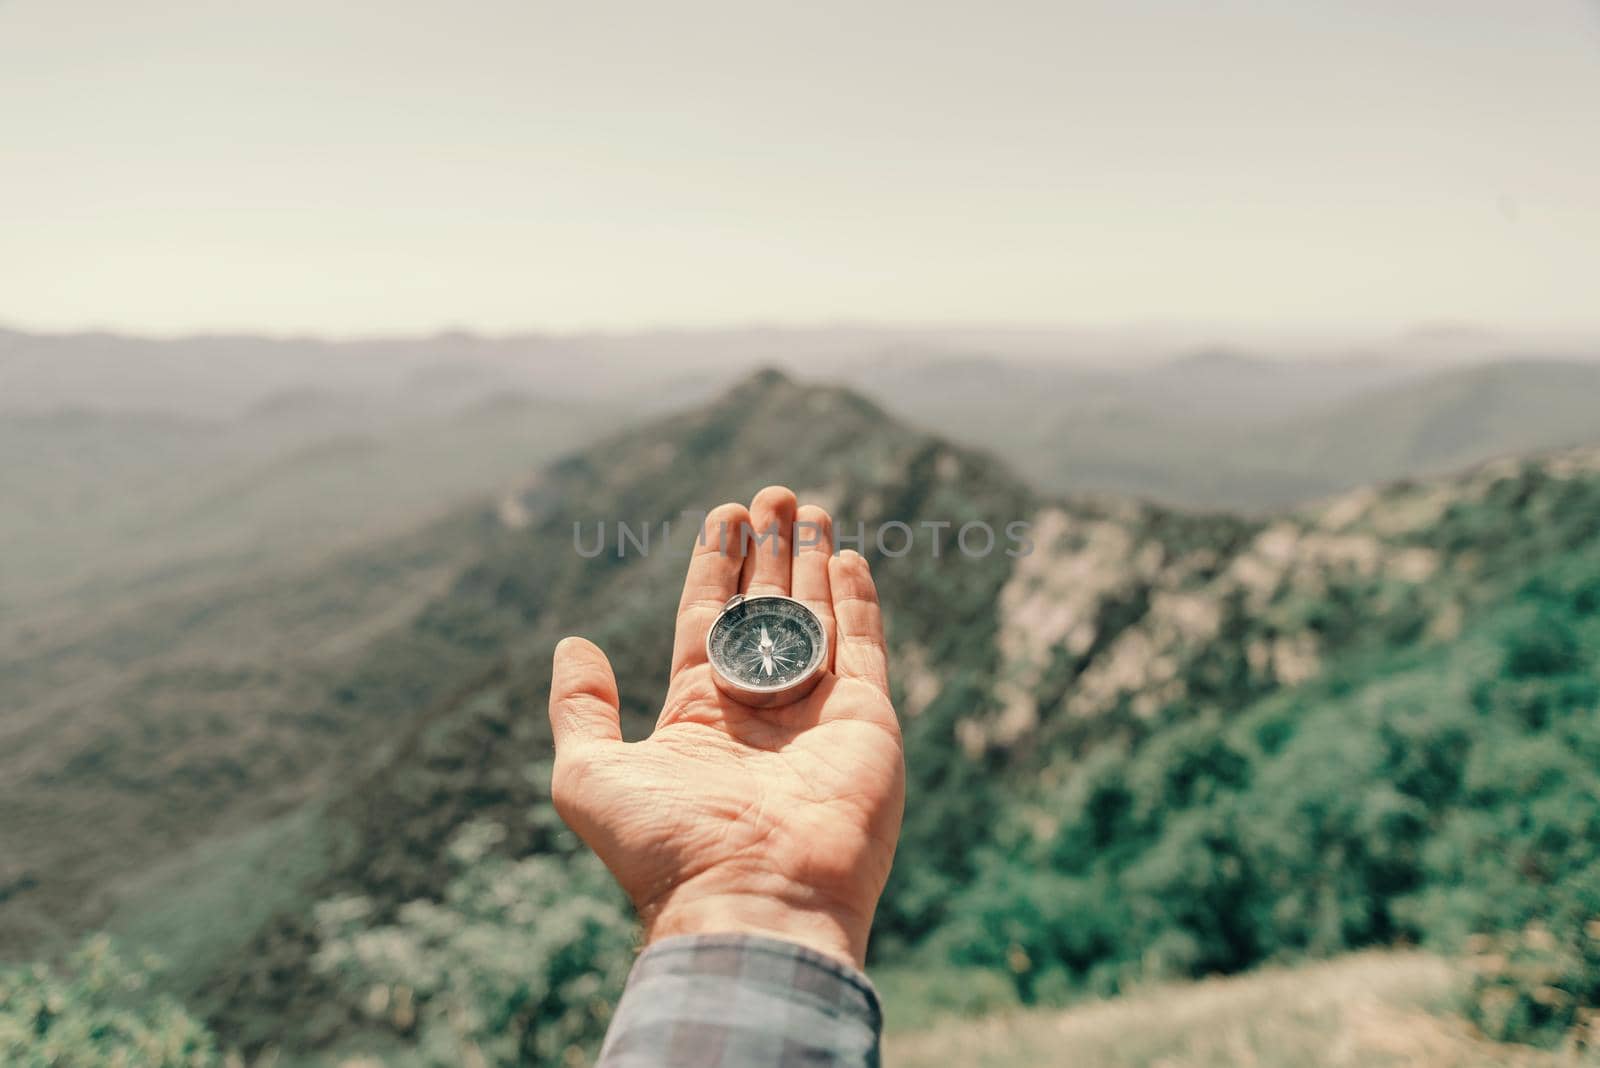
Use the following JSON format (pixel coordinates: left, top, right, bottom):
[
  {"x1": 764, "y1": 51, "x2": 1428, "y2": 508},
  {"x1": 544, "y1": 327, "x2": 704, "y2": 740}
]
[{"x1": 548, "y1": 488, "x2": 905, "y2": 966}]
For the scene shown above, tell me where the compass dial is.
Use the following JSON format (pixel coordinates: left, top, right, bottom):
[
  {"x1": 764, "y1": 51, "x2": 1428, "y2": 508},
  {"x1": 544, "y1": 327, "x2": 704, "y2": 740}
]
[{"x1": 706, "y1": 595, "x2": 828, "y2": 707}]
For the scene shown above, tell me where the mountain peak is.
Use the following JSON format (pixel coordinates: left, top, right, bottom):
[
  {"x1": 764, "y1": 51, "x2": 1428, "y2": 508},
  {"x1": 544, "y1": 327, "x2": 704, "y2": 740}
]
[
  {"x1": 705, "y1": 366, "x2": 890, "y2": 432},
  {"x1": 706, "y1": 366, "x2": 798, "y2": 410},
  {"x1": 738, "y1": 366, "x2": 793, "y2": 391}
]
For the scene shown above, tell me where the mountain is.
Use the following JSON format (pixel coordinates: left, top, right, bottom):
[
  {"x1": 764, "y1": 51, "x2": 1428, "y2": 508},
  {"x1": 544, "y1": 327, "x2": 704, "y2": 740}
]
[
  {"x1": 7, "y1": 370, "x2": 1600, "y2": 1062},
  {"x1": 200, "y1": 377, "x2": 1600, "y2": 1056},
  {"x1": 0, "y1": 370, "x2": 1031, "y2": 949},
  {"x1": 866, "y1": 355, "x2": 1600, "y2": 510},
  {"x1": 1254, "y1": 357, "x2": 1600, "y2": 477}
]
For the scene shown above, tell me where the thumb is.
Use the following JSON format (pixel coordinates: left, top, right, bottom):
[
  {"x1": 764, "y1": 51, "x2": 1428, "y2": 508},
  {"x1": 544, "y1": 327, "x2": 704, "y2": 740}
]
[{"x1": 548, "y1": 636, "x2": 623, "y2": 751}]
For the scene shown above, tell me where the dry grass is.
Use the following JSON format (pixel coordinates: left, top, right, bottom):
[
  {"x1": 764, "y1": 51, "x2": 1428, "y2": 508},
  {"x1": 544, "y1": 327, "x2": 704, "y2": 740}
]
[{"x1": 886, "y1": 951, "x2": 1599, "y2": 1068}]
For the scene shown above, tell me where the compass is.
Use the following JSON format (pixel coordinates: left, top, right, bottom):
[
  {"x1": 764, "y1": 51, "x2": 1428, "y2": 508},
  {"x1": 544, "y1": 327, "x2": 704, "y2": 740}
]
[{"x1": 706, "y1": 594, "x2": 828, "y2": 707}]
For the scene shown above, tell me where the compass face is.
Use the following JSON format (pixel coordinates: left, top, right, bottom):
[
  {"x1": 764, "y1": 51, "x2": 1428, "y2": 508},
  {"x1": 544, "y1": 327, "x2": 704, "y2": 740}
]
[{"x1": 707, "y1": 595, "x2": 827, "y2": 705}]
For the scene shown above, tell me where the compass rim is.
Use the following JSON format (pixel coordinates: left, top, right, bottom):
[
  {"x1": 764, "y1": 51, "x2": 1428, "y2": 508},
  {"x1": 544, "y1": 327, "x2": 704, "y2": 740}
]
[{"x1": 705, "y1": 593, "x2": 829, "y2": 698}]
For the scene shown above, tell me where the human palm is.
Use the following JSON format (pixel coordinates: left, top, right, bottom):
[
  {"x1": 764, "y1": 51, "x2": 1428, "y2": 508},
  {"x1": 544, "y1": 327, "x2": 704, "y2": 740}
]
[{"x1": 548, "y1": 488, "x2": 905, "y2": 967}]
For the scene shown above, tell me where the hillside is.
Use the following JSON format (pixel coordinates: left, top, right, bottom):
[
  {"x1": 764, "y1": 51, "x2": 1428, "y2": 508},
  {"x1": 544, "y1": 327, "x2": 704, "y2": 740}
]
[
  {"x1": 177, "y1": 374, "x2": 1599, "y2": 1060},
  {"x1": 0, "y1": 390, "x2": 636, "y2": 954},
  {"x1": 0, "y1": 390, "x2": 623, "y2": 614},
  {"x1": 886, "y1": 951, "x2": 1598, "y2": 1068},
  {"x1": 7, "y1": 370, "x2": 1600, "y2": 1063},
  {"x1": 0, "y1": 507, "x2": 489, "y2": 954}
]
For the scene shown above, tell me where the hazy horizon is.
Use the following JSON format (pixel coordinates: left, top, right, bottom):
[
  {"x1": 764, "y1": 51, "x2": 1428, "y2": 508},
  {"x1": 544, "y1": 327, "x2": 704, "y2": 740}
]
[
  {"x1": 5, "y1": 317, "x2": 1600, "y2": 370},
  {"x1": 4, "y1": 1, "x2": 1599, "y2": 336}
]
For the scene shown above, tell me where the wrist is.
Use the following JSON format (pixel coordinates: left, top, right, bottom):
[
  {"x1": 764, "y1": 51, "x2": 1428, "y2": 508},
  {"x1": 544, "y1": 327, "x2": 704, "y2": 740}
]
[{"x1": 640, "y1": 887, "x2": 871, "y2": 969}]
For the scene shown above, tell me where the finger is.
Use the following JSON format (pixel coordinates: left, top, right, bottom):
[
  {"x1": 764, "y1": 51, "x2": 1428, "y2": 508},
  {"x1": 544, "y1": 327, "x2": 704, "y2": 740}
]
[
  {"x1": 548, "y1": 636, "x2": 623, "y2": 749},
  {"x1": 670, "y1": 502, "x2": 750, "y2": 677},
  {"x1": 740, "y1": 485, "x2": 797, "y2": 597},
  {"x1": 829, "y1": 550, "x2": 890, "y2": 698},
  {"x1": 791, "y1": 503, "x2": 837, "y2": 668}
]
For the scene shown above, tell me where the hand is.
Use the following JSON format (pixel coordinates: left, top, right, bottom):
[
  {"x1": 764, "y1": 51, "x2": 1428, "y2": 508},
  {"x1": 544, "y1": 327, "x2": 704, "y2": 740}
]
[{"x1": 547, "y1": 487, "x2": 905, "y2": 968}]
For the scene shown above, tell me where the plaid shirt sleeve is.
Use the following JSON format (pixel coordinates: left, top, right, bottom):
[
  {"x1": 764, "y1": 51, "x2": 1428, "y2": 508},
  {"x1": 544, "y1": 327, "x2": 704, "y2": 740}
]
[{"x1": 595, "y1": 933, "x2": 883, "y2": 1067}]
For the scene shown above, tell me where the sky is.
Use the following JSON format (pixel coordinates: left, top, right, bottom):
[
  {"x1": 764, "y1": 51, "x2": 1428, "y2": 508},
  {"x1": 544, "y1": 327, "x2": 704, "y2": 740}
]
[{"x1": 2, "y1": 0, "x2": 1598, "y2": 336}]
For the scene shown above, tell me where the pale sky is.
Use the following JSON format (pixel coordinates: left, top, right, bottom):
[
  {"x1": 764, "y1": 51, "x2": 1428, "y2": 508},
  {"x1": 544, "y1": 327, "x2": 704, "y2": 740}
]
[{"x1": 2, "y1": 0, "x2": 1598, "y2": 336}]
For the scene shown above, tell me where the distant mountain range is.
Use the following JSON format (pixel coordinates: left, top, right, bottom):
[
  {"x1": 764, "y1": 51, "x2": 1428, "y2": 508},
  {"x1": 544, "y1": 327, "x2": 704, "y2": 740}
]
[
  {"x1": 4, "y1": 326, "x2": 1597, "y2": 532},
  {"x1": 862, "y1": 352, "x2": 1600, "y2": 509}
]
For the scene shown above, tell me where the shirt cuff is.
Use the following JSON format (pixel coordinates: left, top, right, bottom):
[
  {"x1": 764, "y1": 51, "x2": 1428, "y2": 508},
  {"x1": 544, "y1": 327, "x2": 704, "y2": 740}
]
[{"x1": 596, "y1": 933, "x2": 883, "y2": 1067}]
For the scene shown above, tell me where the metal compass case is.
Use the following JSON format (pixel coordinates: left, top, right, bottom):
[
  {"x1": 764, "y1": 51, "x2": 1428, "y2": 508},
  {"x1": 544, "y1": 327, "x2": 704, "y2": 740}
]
[{"x1": 705, "y1": 594, "x2": 828, "y2": 707}]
